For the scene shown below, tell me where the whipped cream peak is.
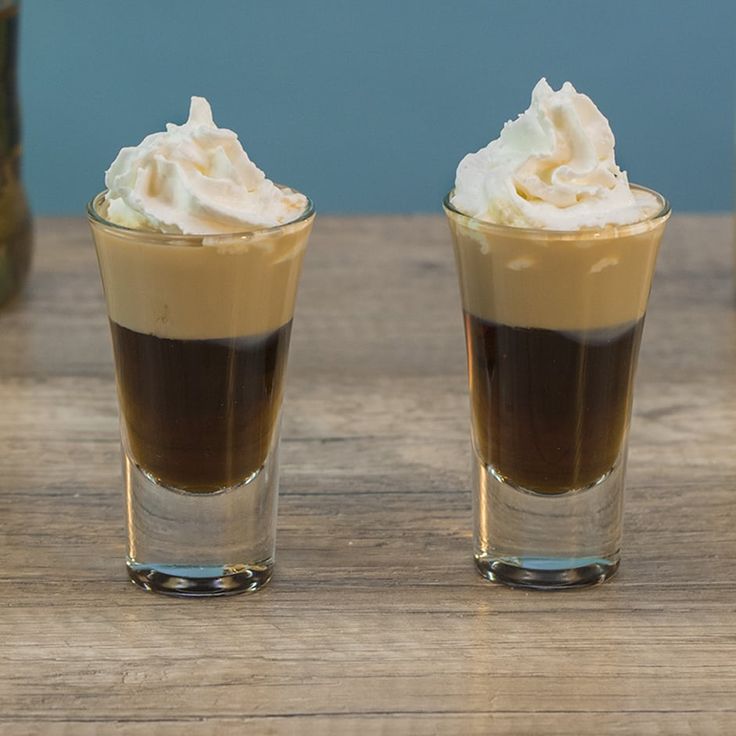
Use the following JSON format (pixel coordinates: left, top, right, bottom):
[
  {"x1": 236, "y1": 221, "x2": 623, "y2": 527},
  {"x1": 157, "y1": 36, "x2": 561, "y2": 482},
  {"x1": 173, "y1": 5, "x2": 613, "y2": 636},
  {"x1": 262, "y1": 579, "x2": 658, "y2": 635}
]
[
  {"x1": 451, "y1": 78, "x2": 658, "y2": 230},
  {"x1": 173, "y1": 95, "x2": 216, "y2": 129},
  {"x1": 103, "y1": 97, "x2": 307, "y2": 235}
]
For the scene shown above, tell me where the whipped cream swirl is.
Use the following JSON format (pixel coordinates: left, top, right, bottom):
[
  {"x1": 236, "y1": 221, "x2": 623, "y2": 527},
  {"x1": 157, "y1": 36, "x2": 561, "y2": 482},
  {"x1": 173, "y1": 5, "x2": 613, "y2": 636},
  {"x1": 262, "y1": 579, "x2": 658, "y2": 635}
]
[
  {"x1": 103, "y1": 97, "x2": 307, "y2": 234},
  {"x1": 451, "y1": 78, "x2": 657, "y2": 229}
]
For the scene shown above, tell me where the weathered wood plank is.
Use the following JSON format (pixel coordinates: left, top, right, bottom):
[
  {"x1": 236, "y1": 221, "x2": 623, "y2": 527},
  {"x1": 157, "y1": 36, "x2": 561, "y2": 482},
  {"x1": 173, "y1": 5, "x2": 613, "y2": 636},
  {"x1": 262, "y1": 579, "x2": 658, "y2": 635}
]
[{"x1": 0, "y1": 215, "x2": 734, "y2": 733}]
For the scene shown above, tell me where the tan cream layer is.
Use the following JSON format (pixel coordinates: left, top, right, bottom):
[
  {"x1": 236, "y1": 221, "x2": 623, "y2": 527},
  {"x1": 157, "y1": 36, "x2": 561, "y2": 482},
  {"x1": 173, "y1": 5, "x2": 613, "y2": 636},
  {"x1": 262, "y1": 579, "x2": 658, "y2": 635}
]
[
  {"x1": 91, "y1": 218, "x2": 313, "y2": 340},
  {"x1": 447, "y1": 213, "x2": 668, "y2": 331}
]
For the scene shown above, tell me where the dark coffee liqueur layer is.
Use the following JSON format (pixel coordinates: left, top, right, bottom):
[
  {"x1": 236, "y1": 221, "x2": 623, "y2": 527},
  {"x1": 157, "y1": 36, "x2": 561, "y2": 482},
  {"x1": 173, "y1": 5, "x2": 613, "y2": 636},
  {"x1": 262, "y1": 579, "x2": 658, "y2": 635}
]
[
  {"x1": 464, "y1": 312, "x2": 644, "y2": 494},
  {"x1": 110, "y1": 320, "x2": 292, "y2": 492}
]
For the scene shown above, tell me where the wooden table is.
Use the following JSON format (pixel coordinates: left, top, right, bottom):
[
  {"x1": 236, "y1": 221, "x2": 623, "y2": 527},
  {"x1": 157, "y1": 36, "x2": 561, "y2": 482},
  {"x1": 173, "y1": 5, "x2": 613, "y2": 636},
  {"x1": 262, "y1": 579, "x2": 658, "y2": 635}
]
[{"x1": 1, "y1": 215, "x2": 735, "y2": 734}]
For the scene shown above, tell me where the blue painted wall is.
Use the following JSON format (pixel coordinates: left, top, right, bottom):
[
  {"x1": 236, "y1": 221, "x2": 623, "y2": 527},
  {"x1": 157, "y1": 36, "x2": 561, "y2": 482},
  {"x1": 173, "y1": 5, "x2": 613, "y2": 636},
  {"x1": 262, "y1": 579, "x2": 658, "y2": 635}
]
[{"x1": 21, "y1": 1, "x2": 736, "y2": 215}]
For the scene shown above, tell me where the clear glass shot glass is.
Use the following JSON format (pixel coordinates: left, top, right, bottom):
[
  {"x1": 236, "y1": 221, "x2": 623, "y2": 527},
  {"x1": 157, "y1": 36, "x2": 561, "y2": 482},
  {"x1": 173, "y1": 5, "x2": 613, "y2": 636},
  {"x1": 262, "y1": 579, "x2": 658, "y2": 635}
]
[
  {"x1": 88, "y1": 191, "x2": 314, "y2": 596},
  {"x1": 444, "y1": 186, "x2": 670, "y2": 589}
]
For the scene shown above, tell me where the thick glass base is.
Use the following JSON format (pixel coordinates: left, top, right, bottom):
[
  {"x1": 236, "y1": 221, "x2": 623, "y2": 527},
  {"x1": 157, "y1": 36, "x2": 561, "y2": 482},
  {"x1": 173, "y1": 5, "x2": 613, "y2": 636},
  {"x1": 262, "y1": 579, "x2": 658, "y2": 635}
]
[
  {"x1": 123, "y1": 444, "x2": 279, "y2": 598},
  {"x1": 127, "y1": 560, "x2": 272, "y2": 597},
  {"x1": 473, "y1": 449, "x2": 625, "y2": 590},
  {"x1": 475, "y1": 556, "x2": 618, "y2": 590}
]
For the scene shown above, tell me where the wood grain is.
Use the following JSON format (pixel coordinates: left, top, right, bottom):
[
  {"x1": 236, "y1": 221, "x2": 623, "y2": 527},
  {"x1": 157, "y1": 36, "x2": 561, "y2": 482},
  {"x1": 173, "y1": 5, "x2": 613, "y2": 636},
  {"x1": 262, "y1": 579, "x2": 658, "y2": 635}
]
[{"x1": 0, "y1": 215, "x2": 735, "y2": 734}]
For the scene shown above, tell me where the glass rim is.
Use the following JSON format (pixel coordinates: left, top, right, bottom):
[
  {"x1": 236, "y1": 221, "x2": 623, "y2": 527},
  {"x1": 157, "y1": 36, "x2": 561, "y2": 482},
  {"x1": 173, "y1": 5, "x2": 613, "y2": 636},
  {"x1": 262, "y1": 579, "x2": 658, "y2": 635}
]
[
  {"x1": 442, "y1": 183, "x2": 671, "y2": 239},
  {"x1": 86, "y1": 186, "x2": 315, "y2": 242}
]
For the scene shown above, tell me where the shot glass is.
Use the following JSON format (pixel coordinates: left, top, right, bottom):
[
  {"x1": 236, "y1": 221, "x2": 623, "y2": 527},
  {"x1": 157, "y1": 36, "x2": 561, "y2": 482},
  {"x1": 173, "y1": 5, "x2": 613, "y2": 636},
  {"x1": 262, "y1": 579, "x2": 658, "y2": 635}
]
[
  {"x1": 444, "y1": 186, "x2": 670, "y2": 589},
  {"x1": 88, "y1": 191, "x2": 314, "y2": 596}
]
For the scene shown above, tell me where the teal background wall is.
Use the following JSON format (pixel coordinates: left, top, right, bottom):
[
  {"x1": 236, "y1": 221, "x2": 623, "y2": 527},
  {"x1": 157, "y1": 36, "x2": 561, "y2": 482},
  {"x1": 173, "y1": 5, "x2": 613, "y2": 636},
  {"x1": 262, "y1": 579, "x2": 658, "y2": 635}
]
[{"x1": 21, "y1": 1, "x2": 735, "y2": 215}]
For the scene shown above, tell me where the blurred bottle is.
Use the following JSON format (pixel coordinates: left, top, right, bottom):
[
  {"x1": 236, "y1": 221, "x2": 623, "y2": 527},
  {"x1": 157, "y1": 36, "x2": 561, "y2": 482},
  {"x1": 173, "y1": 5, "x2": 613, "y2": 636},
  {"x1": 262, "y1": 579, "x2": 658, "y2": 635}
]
[{"x1": 0, "y1": 0, "x2": 30, "y2": 307}]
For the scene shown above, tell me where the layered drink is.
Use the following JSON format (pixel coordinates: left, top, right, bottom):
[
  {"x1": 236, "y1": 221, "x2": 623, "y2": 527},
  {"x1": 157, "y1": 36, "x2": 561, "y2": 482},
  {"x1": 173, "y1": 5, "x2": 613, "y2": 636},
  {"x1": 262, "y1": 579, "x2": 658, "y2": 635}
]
[
  {"x1": 89, "y1": 97, "x2": 314, "y2": 595},
  {"x1": 452, "y1": 199, "x2": 663, "y2": 494},
  {"x1": 93, "y1": 194, "x2": 308, "y2": 493},
  {"x1": 444, "y1": 79, "x2": 670, "y2": 586}
]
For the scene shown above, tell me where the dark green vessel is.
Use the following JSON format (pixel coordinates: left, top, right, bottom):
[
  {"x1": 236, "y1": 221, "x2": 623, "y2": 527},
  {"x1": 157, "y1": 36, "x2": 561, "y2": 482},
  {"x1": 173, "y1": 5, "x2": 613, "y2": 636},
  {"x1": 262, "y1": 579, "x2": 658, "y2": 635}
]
[{"x1": 0, "y1": 0, "x2": 31, "y2": 307}]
